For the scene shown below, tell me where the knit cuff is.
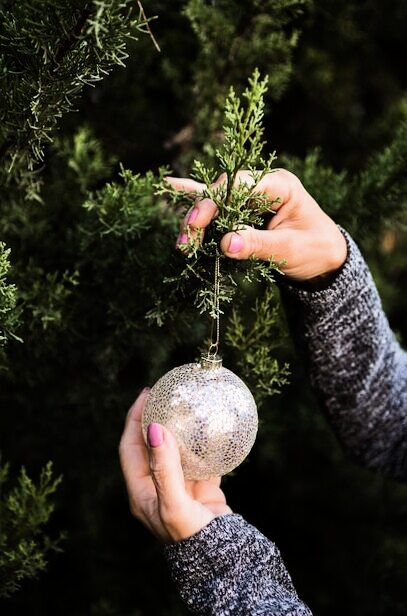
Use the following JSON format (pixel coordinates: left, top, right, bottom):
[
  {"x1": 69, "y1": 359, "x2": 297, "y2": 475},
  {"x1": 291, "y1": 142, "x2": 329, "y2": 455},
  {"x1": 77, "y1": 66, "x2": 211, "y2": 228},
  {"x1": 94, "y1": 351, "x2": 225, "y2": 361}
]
[
  {"x1": 164, "y1": 512, "x2": 295, "y2": 593},
  {"x1": 164, "y1": 513, "x2": 252, "y2": 581},
  {"x1": 163, "y1": 514, "x2": 314, "y2": 615}
]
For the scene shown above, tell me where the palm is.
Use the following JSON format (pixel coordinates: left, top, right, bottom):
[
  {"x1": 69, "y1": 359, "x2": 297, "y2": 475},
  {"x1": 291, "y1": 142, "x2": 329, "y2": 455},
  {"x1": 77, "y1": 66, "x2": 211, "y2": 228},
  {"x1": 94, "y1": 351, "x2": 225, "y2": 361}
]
[{"x1": 136, "y1": 470, "x2": 230, "y2": 542}]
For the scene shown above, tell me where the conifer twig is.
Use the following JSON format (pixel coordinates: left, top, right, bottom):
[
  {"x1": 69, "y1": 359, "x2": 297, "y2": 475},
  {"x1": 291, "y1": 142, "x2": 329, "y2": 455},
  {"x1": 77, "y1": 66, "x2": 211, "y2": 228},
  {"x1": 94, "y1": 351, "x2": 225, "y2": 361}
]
[
  {"x1": 55, "y1": 7, "x2": 94, "y2": 64},
  {"x1": 137, "y1": 1, "x2": 161, "y2": 52}
]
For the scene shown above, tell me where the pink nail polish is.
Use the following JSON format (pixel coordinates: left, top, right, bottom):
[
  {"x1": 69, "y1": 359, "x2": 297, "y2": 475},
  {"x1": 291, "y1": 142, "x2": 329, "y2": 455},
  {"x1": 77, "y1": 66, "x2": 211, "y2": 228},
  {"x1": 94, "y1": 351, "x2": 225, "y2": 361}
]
[
  {"x1": 147, "y1": 423, "x2": 164, "y2": 447},
  {"x1": 187, "y1": 207, "x2": 199, "y2": 225},
  {"x1": 176, "y1": 232, "x2": 188, "y2": 247},
  {"x1": 228, "y1": 233, "x2": 244, "y2": 254}
]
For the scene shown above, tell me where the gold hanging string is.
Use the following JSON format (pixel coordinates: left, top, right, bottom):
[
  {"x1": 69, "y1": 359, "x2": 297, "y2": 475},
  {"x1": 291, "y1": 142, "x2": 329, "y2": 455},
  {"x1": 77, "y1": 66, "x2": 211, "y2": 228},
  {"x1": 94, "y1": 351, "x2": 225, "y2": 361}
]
[{"x1": 207, "y1": 252, "x2": 221, "y2": 358}]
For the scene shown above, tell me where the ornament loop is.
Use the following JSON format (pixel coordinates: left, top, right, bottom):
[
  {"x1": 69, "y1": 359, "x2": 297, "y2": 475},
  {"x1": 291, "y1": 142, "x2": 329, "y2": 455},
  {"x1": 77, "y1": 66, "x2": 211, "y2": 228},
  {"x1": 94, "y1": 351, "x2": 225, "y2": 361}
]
[{"x1": 200, "y1": 354, "x2": 223, "y2": 370}]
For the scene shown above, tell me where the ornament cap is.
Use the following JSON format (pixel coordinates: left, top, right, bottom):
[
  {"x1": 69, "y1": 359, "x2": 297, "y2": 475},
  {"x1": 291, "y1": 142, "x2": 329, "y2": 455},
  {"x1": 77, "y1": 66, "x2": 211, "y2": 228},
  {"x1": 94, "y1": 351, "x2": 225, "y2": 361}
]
[{"x1": 200, "y1": 354, "x2": 223, "y2": 370}]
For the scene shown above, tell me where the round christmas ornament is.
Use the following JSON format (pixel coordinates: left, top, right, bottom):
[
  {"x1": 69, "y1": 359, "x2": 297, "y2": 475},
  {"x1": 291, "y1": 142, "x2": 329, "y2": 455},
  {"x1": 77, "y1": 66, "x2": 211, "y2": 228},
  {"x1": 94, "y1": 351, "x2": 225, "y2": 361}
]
[
  {"x1": 142, "y1": 354, "x2": 258, "y2": 479},
  {"x1": 143, "y1": 253, "x2": 258, "y2": 479}
]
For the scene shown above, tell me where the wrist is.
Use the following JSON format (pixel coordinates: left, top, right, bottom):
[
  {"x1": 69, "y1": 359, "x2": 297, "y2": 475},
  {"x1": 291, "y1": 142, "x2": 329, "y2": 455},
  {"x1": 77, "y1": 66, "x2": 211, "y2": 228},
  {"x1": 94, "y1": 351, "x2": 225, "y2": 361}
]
[
  {"x1": 282, "y1": 226, "x2": 348, "y2": 290},
  {"x1": 286, "y1": 268, "x2": 344, "y2": 292},
  {"x1": 321, "y1": 225, "x2": 348, "y2": 276}
]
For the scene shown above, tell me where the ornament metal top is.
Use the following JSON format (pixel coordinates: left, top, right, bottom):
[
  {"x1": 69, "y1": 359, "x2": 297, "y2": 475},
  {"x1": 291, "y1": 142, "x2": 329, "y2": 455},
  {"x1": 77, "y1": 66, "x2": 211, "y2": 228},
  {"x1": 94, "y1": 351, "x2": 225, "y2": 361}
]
[{"x1": 142, "y1": 354, "x2": 258, "y2": 480}]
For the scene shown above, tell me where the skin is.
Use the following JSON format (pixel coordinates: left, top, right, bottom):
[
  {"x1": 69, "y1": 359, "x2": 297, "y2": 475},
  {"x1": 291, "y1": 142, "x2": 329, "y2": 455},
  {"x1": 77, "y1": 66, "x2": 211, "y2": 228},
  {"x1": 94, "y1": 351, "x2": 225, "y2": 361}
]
[
  {"x1": 171, "y1": 169, "x2": 347, "y2": 280},
  {"x1": 119, "y1": 170, "x2": 347, "y2": 542},
  {"x1": 119, "y1": 388, "x2": 231, "y2": 543}
]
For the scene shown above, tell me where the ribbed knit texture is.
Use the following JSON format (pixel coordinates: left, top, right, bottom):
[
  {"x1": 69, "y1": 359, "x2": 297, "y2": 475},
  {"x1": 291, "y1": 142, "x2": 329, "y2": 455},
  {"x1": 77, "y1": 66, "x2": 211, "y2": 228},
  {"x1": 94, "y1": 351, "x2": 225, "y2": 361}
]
[
  {"x1": 164, "y1": 229, "x2": 407, "y2": 615},
  {"x1": 280, "y1": 228, "x2": 407, "y2": 480},
  {"x1": 164, "y1": 514, "x2": 312, "y2": 615}
]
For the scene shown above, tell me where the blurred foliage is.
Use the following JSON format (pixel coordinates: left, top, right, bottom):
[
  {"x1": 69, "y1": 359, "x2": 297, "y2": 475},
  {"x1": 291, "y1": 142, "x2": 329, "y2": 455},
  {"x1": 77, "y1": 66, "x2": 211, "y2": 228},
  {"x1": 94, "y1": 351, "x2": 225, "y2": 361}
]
[
  {"x1": 0, "y1": 1, "x2": 407, "y2": 615},
  {"x1": 0, "y1": 243, "x2": 20, "y2": 372},
  {"x1": 0, "y1": 462, "x2": 62, "y2": 599}
]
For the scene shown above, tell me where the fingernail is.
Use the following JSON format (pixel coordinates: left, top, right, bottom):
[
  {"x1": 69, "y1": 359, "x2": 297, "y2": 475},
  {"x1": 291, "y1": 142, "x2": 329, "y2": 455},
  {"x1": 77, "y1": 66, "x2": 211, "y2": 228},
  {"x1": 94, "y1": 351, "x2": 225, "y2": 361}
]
[
  {"x1": 187, "y1": 207, "x2": 199, "y2": 225},
  {"x1": 147, "y1": 423, "x2": 164, "y2": 448},
  {"x1": 176, "y1": 232, "x2": 188, "y2": 248},
  {"x1": 228, "y1": 233, "x2": 244, "y2": 254}
]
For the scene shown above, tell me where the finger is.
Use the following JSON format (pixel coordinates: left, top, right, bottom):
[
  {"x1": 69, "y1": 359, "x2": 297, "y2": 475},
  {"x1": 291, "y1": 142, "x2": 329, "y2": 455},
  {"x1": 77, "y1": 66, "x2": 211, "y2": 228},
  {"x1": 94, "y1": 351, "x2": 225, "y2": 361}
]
[
  {"x1": 249, "y1": 169, "x2": 297, "y2": 211},
  {"x1": 147, "y1": 424, "x2": 222, "y2": 541},
  {"x1": 175, "y1": 171, "x2": 255, "y2": 248},
  {"x1": 165, "y1": 176, "x2": 206, "y2": 194},
  {"x1": 184, "y1": 197, "x2": 218, "y2": 230},
  {"x1": 186, "y1": 478, "x2": 227, "y2": 506},
  {"x1": 175, "y1": 197, "x2": 218, "y2": 250},
  {"x1": 121, "y1": 388, "x2": 150, "y2": 448},
  {"x1": 167, "y1": 170, "x2": 253, "y2": 202},
  {"x1": 146, "y1": 423, "x2": 188, "y2": 517},
  {"x1": 185, "y1": 476, "x2": 222, "y2": 490},
  {"x1": 220, "y1": 226, "x2": 293, "y2": 262},
  {"x1": 215, "y1": 169, "x2": 298, "y2": 214},
  {"x1": 119, "y1": 389, "x2": 152, "y2": 488},
  {"x1": 169, "y1": 168, "x2": 296, "y2": 208}
]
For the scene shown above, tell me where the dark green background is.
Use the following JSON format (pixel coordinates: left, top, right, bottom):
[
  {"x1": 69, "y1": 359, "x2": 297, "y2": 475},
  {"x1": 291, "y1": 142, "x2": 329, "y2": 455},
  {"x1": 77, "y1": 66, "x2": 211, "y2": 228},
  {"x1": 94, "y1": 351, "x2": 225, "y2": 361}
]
[{"x1": 1, "y1": 1, "x2": 407, "y2": 614}]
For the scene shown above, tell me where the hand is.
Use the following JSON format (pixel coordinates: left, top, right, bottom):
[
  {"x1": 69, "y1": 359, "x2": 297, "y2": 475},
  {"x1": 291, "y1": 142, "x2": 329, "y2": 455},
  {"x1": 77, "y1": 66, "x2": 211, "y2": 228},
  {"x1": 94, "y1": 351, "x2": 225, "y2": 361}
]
[
  {"x1": 119, "y1": 388, "x2": 232, "y2": 543},
  {"x1": 167, "y1": 169, "x2": 347, "y2": 281}
]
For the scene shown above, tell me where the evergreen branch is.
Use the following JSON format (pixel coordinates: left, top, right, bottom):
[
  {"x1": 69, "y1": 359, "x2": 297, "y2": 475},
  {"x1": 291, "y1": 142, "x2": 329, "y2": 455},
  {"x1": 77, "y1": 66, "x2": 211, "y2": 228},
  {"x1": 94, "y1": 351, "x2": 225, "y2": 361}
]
[
  {"x1": 0, "y1": 242, "x2": 21, "y2": 371},
  {"x1": 0, "y1": 0, "x2": 152, "y2": 194},
  {"x1": 182, "y1": 0, "x2": 310, "y2": 144},
  {"x1": 54, "y1": 6, "x2": 93, "y2": 64},
  {"x1": 155, "y1": 70, "x2": 280, "y2": 323},
  {"x1": 225, "y1": 286, "x2": 290, "y2": 403},
  {"x1": 137, "y1": 1, "x2": 161, "y2": 53},
  {"x1": 0, "y1": 461, "x2": 63, "y2": 599}
]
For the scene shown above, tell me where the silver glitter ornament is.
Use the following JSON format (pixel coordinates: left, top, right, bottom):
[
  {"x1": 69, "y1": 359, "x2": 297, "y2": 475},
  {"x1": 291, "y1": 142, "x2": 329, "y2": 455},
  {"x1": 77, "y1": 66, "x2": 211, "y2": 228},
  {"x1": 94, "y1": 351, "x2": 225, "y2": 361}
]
[{"x1": 142, "y1": 356, "x2": 258, "y2": 479}]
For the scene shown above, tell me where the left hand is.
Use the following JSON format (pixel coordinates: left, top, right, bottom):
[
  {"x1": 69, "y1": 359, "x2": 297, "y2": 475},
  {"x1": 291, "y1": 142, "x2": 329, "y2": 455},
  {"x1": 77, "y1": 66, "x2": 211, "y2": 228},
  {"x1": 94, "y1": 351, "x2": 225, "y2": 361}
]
[
  {"x1": 119, "y1": 388, "x2": 232, "y2": 543},
  {"x1": 167, "y1": 169, "x2": 347, "y2": 281}
]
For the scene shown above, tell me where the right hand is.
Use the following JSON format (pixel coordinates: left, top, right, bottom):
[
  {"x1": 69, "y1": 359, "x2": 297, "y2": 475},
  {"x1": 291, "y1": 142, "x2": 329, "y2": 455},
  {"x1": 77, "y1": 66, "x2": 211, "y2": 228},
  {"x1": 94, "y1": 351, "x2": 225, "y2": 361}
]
[
  {"x1": 119, "y1": 389, "x2": 232, "y2": 544},
  {"x1": 167, "y1": 169, "x2": 347, "y2": 281}
]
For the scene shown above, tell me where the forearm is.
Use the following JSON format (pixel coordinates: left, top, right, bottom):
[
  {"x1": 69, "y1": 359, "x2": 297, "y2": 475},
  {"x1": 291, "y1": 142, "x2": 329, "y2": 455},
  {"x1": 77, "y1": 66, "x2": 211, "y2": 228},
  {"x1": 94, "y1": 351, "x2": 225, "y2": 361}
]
[
  {"x1": 279, "y1": 228, "x2": 407, "y2": 480},
  {"x1": 164, "y1": 514, "x2": 311, "y2": 616}
]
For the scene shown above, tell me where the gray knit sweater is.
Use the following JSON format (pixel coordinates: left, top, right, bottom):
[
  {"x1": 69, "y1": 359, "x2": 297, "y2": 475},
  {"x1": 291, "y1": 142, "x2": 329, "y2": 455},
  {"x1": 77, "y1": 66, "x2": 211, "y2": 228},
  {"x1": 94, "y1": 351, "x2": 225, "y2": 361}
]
[{"x1": 164, "y1": 230, "x2": 407, "y2": 615}]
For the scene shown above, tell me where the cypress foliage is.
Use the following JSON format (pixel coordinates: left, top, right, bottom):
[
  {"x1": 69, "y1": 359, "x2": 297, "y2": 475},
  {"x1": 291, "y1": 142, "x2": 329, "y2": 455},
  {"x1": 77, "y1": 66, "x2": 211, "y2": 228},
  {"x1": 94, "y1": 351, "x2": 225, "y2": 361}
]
[
  {"x1": 0, "y1": 1, "x2": 406, "y2": 614},
  {"x1": 0, "y1": 462, "x2": 62, "y2": 598},
  {"x1": 0, "y1": 244, "x2": 20, "y2": 372}
]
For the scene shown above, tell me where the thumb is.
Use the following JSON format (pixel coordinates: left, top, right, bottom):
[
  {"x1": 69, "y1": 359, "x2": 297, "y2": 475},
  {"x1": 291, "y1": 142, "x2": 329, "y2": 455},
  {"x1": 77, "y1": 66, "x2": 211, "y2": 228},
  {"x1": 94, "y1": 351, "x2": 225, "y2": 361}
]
[
  {"x1": 146, "y1": 423, "x2": 188, "y2": 518},
  {"x1": 220, "y1": 226, "x2": 289, "y2": 262}
]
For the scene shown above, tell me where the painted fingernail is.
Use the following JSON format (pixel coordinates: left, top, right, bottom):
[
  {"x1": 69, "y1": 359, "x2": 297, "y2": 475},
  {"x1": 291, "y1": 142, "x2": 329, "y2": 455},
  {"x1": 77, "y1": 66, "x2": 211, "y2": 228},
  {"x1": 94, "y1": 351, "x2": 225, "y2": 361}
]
[
  {"x1": 187, "y1": 207, "x2": 199, "y2": 225},
  {"x1": 228, "y1": 233, "x2": 244, "y2": 254},
  {"x1": 147, "y1": 423, "x2": 164, "y2": 448},
  {"x1": 176, "y1": 232, "x2": 188, "y2": 248}
]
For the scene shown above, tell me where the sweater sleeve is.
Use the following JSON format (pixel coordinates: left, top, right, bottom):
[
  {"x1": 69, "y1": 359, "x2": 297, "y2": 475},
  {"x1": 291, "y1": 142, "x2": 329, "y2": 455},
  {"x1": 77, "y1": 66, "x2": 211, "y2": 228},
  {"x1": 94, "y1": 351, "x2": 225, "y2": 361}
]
[
  {"x1": 279, "y1": 228, "x2": 407, "y2": 481},
  {"x1": 164, "y1": 513, "x2": 312, "y2": 616}
]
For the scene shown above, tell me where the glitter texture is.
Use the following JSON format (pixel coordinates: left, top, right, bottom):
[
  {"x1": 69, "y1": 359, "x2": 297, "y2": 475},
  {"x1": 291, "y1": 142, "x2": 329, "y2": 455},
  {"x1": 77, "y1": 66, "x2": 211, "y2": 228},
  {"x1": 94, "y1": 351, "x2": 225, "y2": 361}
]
[{"x1": 142, "y1": 360, "x2": 258, "y2": 479}]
